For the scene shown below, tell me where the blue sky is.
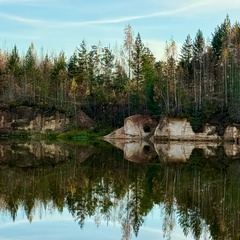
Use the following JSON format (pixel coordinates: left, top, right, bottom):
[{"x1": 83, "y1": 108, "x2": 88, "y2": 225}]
[
  {"x1": 0, "y1": 0, "x2": 240, "y2": 60},
  {"x1": 0, "y1": 205, "x2": 209, "y2": 240}
]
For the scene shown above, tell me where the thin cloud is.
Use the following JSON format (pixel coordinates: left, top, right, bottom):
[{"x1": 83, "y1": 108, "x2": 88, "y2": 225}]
[
  {"x1": 0, "y1": 12, "x2": 44, "y2": 26},
  {"x1": 58, "y1": 2, "x2": 207, "y2": 27},
  {"x1": 1, "y1": 0, "x2": 239, "y2": 30}
]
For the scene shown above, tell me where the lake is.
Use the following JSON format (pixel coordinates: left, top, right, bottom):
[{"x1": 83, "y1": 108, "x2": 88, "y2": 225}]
[{"x1": 0, "y1": 140, "x2": 239, "y2": 240}]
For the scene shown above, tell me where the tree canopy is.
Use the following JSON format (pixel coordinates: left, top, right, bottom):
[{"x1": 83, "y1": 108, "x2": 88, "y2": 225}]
[{"x1": 1, "y1": 16, "x2": 240, "y2": 125}]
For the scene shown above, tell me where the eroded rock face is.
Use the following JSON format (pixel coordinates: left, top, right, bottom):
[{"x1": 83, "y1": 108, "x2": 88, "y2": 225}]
[
  {"x1": 154, "y1": 118, "x2": 220, "y2": 142},
  {"x1": 154, "y1": 117, "x2": 195, "y2": 141},
  {"x1": 0, "y1": 106, "x2": 94, "y2": 133},
  {"x1": 104, "y1": 115, "x2": 156, "y2": 140},
  {"x1": 17, "y1": 112, "x2": 70, "y2": 132}
]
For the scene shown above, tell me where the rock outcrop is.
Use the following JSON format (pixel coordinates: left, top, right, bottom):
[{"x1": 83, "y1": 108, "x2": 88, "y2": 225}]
[
  {"x1": 104, "y1": 115, "x2": 157, "y2": 140},
  {"x1": 0, "y1": 106, "x2": 94, "y2": 133},
  {"x1": 104, "y1": 116, "x2": 240, "y2": 162},
  {"x1": 105, "y1": 115, "x2": 240, "y2": 144},
  {"x1": 153, "y1": 117, "x2": 220, "y2": 142}
]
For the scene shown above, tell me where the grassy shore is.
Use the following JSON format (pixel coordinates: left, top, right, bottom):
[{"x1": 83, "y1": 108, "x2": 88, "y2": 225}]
[{"x1": 44, "y1": 125, "x2": 113, "y2": 143}]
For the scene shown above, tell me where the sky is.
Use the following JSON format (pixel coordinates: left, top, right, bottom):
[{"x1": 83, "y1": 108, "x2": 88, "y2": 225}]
[
  {"x1": 0, "y1": 0, "x2": 240, "y2": 61},
  {"x1": 0, "y1": 205, "x2": 209, "y2": 240}
]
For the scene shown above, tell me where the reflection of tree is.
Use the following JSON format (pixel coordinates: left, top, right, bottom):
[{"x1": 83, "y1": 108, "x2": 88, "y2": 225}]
[
  {"x1": 128, "y1": 181, "x2": 144, "y2": 237},
  {"x1": 121, "y1": 218, "x2": 131, "y2": 240},
  {"x1": 0, "y1": 142, "x2": 239, "y2": 239},
  {"x1": 162, "y1": 168, "x2": 176, "y2": 240},
  {"x1": 6, "y1": 196, "x2": 19, "y2": 221}
]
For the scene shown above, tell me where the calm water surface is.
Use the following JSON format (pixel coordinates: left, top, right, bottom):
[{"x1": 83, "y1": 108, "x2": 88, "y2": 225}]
[{"x1": 0, "y1": 140, "x2": 239, "y2": 240}]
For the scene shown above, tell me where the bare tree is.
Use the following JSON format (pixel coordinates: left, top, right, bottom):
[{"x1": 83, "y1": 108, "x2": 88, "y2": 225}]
[{"x1": 123, "y1": 24, "x2": 134, "y2": 116}]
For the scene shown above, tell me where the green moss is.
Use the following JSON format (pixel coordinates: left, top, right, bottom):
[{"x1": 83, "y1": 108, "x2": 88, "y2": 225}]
[{"x1": 55, "y1": 125, "x2": 113, "y2": 143}]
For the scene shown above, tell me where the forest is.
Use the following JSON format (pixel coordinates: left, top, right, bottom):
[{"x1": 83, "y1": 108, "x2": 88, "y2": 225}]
[{"x1": 0, "y1": 15, "x2": 240, "y2": 127}]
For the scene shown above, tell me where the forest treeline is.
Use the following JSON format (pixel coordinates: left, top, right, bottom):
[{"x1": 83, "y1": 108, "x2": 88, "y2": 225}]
[{"x1": 0, "y1": 15, "x2": 240, "y2": 126}]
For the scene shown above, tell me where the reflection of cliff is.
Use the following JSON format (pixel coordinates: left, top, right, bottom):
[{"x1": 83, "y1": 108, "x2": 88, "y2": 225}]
[
  {"x1": 223, "y1": 143, "x2": 240, "y2": 158},
  {"x1": 106, "y1": 138, "x2": 240, "y2": 163},
  {"x1": 105, "y1": 139, "x2": 157, "y2": 163},
  {"x1": 0, "y1": 141, "x2": 94, "y2": 167},
  {"x1": 155, "y1": 142, "x2": 220, "y2": 163},
  {"x1": 0, "y1": 147, "x2": 239, "y2": 240},
  {"x1": 155, "y1": 142, "x2": 194, "y2": 163}
]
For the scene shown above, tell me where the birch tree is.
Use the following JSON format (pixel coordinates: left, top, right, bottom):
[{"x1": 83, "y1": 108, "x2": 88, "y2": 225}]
[{"x1": 123, "y1": 24, "x2": 134, "y2": 115}]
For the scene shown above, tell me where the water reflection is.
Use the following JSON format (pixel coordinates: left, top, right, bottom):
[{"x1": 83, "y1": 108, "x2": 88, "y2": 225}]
[
  {"x1": 155, "y1": 142, "x2": 221, "y2": 163},
  {"x1": 106, "y1": 138, "x2": 240, "y2": 164},
  {"x1": 0, "y1": 141, "x2": 94, "y2": 166},
  {"x1": 104, "y1": 139, "x2": 157, "y2": 163},
  {"x1": 0, "y1": 140, "x2": 239, "y2": 239}
]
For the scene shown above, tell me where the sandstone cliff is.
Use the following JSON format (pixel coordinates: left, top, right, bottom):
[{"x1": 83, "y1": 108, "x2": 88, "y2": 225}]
[
  {"x1": 105, "y1": 115, "x2": 240, "y2": 143},
  {"x1": 154, "y1": 117, "x2": 221, "y2": 142},
  {"x1": 104, "y1": 114, "x2": 157, "y2": 140},
  {"x1": 0, "y1": 105, "x2": 94, "y2": 133}
]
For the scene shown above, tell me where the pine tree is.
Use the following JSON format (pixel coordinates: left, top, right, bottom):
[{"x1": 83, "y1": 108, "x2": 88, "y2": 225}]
[
  {"x1": 77, "y1": 40, "x2": 89, "y2": 85},
  {"x1": 179, "y1": 34, "x2": 193, "y2": 71},
  {"x1": 179, "y1": 34, "x2": 193, "y2": 109},
  {"x1": 68, "y1": 51, "x2": 78, "y2": 79},
  {"x1": 131, "y1": 33, "x2": 144, "y2": 113},
  {"x1": 51, "y1": 51, "x2": 67, "y2": 105},
  {"x1": 193, "y1": 29, "x2": 205, "y2": 110},
  {"x1": 101, "y1": 46, "x2": 114, "y2": 87},
  {"x1": 24, "y1": 43, "x2": 37, "y2": 102},
  {"x1": 141, "y1": 47, "x2": 159, "y2": 115},
  {"x1": 7, "y1": 45, "x2": 21, "y2": 102},
  {"x1": 212, "y1": 15, "x2": 231, "y2": 60}
]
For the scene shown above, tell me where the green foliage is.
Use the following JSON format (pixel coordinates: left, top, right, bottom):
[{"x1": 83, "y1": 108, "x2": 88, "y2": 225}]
[
  {"x1": 212, "y1": 15, "x2": 231, "y2": 59},
  {"x1": 1, "y1": 16, "x2": 240, "y2": 126},
  {"x1": 7, "y1": 45, "x2": 21, "y2": 74},
  {"x1": 189, "y1": 111, "x2": 207, "y2": 132},
  {"x1": 179, "y1": 34, "x2": 193, "y2": 71},
  {"x1": 56, "y1": 125, "x2": 113, "y2": 142},
  {"x1": 193, "y1": 29, "x2": 205, "y2": 56}
]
